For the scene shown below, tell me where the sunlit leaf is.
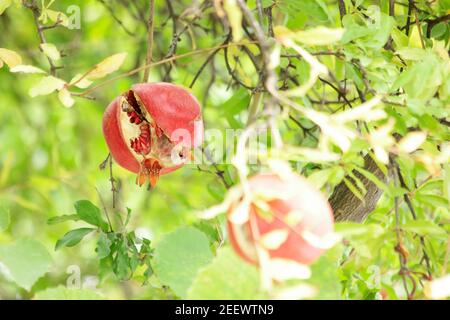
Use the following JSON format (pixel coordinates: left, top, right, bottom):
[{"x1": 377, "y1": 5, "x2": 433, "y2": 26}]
[
  {"x1": 153, "y1": 227, "x2": 213, "y2": 298},
  {"x1": 398, "y1": 131, "x2": 427, "y2": 153},
  {"x1": 10, "y1": 64, "x2": 46, "y2": 74},
  {"x1": 69, "y1": 73, "x2": 93, "y2": 89},
  {"x1": 276, "y1": 26, "x2": 344, "y2": 45},
  {"x1": 188, "y1": 247, "x2": 263, "y2": 299},
  {"x1": 0, "y1": 48, "x2": 22, "y2": 68},
  {"x1": 85, "y1": 52, "x2": 127, "y2": 79},
  {"x1": 0, "y1": 238, "x2": 52, "y2": 291},
  {"x1": 74, "y1": 200, "x2": 109, "y2": 231},
  {"x1": 40, "y1": 43, "x2": 61, "y2": 61},
  {"x1": 0, "y1": 0, "x2": 12, "y2": 15},
  {"x1": 58, "y1": 88, "x2": 75, "y2": 108},
  {"x1": 55, "y1": 228, "x2": 96, "y2": 250},
  {"x1": 29, "y1": 76, "x2": 66, "y2": 97}
]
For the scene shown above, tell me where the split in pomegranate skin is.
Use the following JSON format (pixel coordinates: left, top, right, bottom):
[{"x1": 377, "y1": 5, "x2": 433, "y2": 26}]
[
  {"x1": 102, "y1": 82, "x2": 203, "y2": 188},
  {"x1": 227, "y1": 173, "x2": 334, "y2": 266}
]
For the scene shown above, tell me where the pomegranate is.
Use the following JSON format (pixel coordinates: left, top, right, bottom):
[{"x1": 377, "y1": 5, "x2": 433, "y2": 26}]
[
  {"x1": 102, "y1": 82, "x2": 203, "y2": 187},
  {"x1": 227, "y1": 173, "x2": 334, "y2": 265}
]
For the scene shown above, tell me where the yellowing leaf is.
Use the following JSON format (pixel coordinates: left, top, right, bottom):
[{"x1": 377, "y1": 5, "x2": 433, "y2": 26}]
[
  {"x1": 409, "y1": 26, "x2": 423, "y2": 49},
  {"x1": 276, "y1": 26, "x2": 345, "y2": 46},
  {"x1": 398, "y1": 131, "x2": 427, "y2": 153},
  {"x1": 86, "y1": 52, "x2": 128, "y2": 80},
  {"x1": 260, "y1": 229, "x2": 289, "y2": 250},
  {"x1": 224, "y1": 0, "x2": 243, "y2": 42},
  {"x1": 45, "y1": 9, "x2": 69, "y2": 27},
  {"x1": 29, "y1": 76, "x2": 66, "y2": 97},
  {"x1": 0, "y1": 48, "x2": 22, "y2": 68},
  {"x1": 69, "y1": 74, "x2": 93, "y2": 89},
  {"x1": 40, "y1": 43, "x2": 61, "y2": 61},
  {"x1": 58, "y1": 88, "x2": 74, "y2": 108},
  {"x1": 0, "y1": 0, "x2": 12, "y2": 15},
  {"x1": 10, "y1": 65, "x2": 46, "y2": 74}
]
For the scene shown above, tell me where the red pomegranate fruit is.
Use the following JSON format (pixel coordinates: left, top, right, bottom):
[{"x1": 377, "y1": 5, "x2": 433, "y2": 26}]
[
  {"x1": 227, "y1": 173, "x2": 334, "y2": 265},
  {"x1": 102, "y1": 82, "x2": 203, "y2": 187}
]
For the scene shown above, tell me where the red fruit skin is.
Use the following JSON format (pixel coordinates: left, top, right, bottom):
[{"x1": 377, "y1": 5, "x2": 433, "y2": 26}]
[
  {"x1": 103, "y1": 97, "x2": 140, "y2": 173},
  {"x1": 132, "y1": 82, "x2": 203, "y2": 148},
  {"x1": 102, "y1": 82, "x2": 203, "y2": 175},
  {"x1": 228, "y1": 173, "x2": 334, "y2": 265}
]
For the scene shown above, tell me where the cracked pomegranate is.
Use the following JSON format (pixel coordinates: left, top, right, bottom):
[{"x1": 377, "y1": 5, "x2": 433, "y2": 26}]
[{"x1": 102, "y1": 82, "x2": 203, "y2": 187}]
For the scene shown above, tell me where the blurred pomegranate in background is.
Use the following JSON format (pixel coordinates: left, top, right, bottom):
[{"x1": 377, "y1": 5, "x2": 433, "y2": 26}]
[{"x1": 227, "y1": 173, "x2": 334, "y2": 265}]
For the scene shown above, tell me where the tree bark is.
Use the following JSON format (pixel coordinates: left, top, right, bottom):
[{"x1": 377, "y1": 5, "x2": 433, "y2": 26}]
[{"x1": 329, "y1": 154, "x2": 387, "y2": 222}]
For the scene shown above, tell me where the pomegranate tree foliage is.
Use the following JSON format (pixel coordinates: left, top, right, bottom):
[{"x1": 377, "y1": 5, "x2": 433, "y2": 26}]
[{"x1": 0, "y1": 0, "x2": 449, "y2": 300}]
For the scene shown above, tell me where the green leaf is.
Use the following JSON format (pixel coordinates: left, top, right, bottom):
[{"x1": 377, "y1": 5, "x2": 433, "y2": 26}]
[
  {"x1": 391, "y1": 54, "x2": 442, "y2": 101},
  {"x1": 0, "y1": 238, "x2": 52, "y2": 291},
  {"x1": 281, "y1": 27, "x2": 344, "y2": 45},
  {"x1": 343, "y1": 177, "x2": 365, "y2": 202},
  {"x1": 352, "y1": 165, "x2": 388, "y2": 192},
  {"x1": 335, "y1": 222, "x2": 385, "y2": 239},
  {"x1": 96, "y1": 232, "x2": 112, "y2": 259},
  {"x1": 47, "y1": 214, "x2": 79, "y2": 225},
  {"x1": 0, "y1": 206, "x2": 10, "y2": 232},
  {"x1": 341, "y1": 13, "x2": 395, "y2": 49},
  {"x1": 309, "y1": 245, "x2": 343, "y2": 299},
  {"x1": 415, "y1": 194, "x2": 449, "y2": 208},
  {"x1": 74, "y1": 200, "x2": 109, "y2": 231},
  {"x1": 279, "y1": 0, "x2": 329, "y2": 23},
  {"x1": 55, "y1": 228, "x2": 95, "y2": 250},
  {"x1": 0, "y1": 0, "x2": 12, "y2": 15},
  {"x1": 221, "y1": 88, "x2": 250, "y2": 129},
  {"x1": 153, "y1": 226, "x2": 213, "y2": 298},
  {"x1": 402, "y1": 220, "x2": 447, "y2": 237},
  {"x1": 113, "y1": 238, "x2": 131, "y2": 280},
  {"x1": 34, "y1": 286, "x2": 103, "y2": 300},
  {"x1": 307, "y1": 166, "x2": 345, "y2": 189},
  {"x1": 430, "y1": 22, "x2": 447, "y2": 39},
  {"x1": 188, "y1": 247, "x2": 263, "y2": 299}
]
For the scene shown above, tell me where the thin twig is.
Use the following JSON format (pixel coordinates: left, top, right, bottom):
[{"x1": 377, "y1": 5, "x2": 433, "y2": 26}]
[
  {"x1": 143, "y1": 0, "x2": 155, "y2": 82},
  {"x1": 96, "y1": 187, "x2": 114, "y2": 232},
  {"x1": 97, "y1": 0, "x2": 135, "y2": 36},
  {"x1": 405, "y1": 0, "x2": 414, "y2": 35},
  {"x1": 395, "y1": 162, "x2": 433, "y2": 279},
  {"x1": 189, "y1": 46, "x2": 221, "y2": 88},
  {"x1": 392, "y1": 159, "x2": 413, "y2": 299},
  {"x1": 338, "y1": 0, "x2": 347, "y2": 23},
  {"x1": 70, "y1": 40, "x2": 258, "y2": 97},
  {"x1": 23, "y1": 0, "x2": 59, "y2": 75}
]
